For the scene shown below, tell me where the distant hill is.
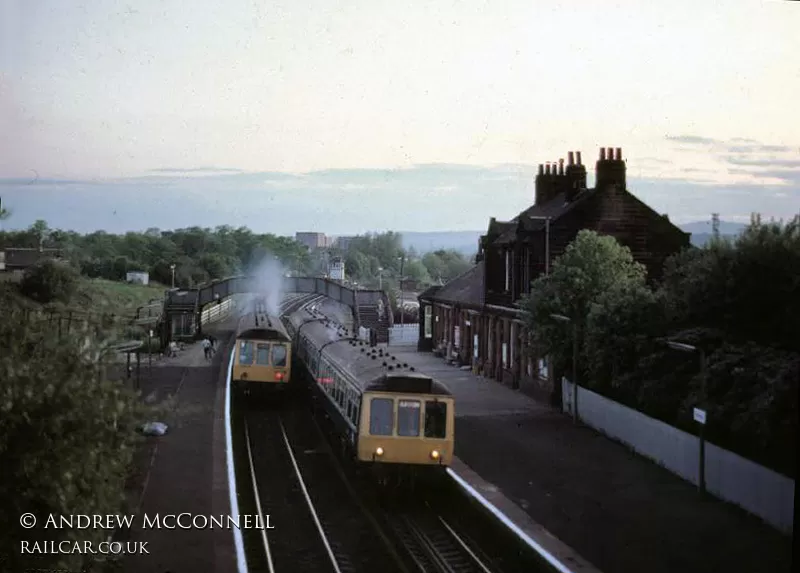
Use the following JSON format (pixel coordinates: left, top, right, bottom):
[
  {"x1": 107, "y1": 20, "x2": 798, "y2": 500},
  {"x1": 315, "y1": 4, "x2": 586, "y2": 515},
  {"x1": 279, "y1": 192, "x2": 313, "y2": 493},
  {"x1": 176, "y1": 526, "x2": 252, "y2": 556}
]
[
  {"x1": 397, "y1": 221, "x2": 750, "y2": 254},
  {"x1": 399, "y1": 231, "x2": 482, "y2": 257},
  {"x1": 679, "y1": 220, "x2": 748, "y2": 236},
  {"x1": 679, "y1": 221, "x2": 747, "y2": 247}
]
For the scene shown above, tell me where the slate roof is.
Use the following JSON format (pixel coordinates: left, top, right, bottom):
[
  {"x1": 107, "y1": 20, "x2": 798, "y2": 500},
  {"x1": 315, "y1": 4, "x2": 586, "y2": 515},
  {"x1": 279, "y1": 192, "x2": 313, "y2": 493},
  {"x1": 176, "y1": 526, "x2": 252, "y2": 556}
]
[
  {"x1": 493, "y1": 187, "x2": 599, "y2": 244},
  {"x1": 419, "y1": 261, "x2": 484, "y2": 308}
]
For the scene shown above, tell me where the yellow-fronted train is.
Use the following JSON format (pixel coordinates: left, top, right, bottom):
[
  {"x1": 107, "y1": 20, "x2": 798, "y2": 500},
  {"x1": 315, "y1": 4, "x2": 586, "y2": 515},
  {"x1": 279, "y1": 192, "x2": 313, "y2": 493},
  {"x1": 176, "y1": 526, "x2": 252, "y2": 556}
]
[
  {"x1": 232, "y1": 298, "x2": 293, "y2": 398},
  {"x1": 283, "y1": 305, "x2": 455, "y2": 486}
]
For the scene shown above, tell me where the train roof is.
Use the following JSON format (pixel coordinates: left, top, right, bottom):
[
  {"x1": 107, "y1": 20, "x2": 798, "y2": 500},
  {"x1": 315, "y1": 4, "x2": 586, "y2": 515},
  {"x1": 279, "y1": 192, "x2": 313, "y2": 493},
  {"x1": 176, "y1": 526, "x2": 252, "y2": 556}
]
[
  {"x1": 286, "y1": 308, "x2": 452, "y2": 396},
  {"x1": 237, "y1": 327, "x2": 290, "y2": 341},
  {"x1": 364, "y1": 373, "x2": 451, "y2": 396}
]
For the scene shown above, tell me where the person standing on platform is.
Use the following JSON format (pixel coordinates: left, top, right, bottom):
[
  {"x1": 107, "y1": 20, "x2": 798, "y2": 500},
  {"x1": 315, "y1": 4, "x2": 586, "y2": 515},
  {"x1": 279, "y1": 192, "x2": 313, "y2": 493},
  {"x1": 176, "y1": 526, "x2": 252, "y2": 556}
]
[{"x1": 201, "y1": 337, "x2": 211, "y2": 360}]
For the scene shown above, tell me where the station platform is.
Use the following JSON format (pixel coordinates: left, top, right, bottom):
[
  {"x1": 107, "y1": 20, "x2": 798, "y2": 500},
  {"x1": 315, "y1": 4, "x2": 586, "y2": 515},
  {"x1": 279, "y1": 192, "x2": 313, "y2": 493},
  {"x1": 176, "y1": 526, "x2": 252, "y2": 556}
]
[
  {"x1": 120, "y1": 327, "x2": 237, "y2": 573},
  {"x1": 389, "y1": 348, "x2": 793, "y2": 573}
]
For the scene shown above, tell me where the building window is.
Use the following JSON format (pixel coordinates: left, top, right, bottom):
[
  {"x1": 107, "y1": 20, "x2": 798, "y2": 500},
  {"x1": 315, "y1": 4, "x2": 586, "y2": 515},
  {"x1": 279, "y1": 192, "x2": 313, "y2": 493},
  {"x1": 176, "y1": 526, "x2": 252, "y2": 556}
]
[
  {"x1": 538, "y1": 358, "x2": 549, "y2": 380},
  {"x1": 424, "y1": 305, "x2": 432, "y2": 338},
  {"x1": 505, "y1": 250, "x2": 510, "y2": 291},
  {"x1": 510, "y1": 326, "x2": 515, "y2": 367}
]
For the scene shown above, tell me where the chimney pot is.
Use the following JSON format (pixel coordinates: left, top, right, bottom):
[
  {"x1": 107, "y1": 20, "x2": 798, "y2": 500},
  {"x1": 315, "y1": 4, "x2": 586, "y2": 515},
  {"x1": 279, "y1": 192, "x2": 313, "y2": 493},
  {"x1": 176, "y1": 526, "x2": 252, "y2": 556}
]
[
  {"x1": 616, "y1": 147, "x2": 622, "y2": 160},
  {"x1": 568, "y1": 152, "x2": 574, "y2": 166},
  {"x1": 576, "y1": 151, "x2": 582, "y2": 165},
  {"x1": 538, "y1": 164, "x2": 544, "y2": 175},
  {"x1": 600, "y1": 148, "x2": 606, "y2": 161},
  {"x1": 545, "y1": 163, "x2": 551, "y2": 175}
]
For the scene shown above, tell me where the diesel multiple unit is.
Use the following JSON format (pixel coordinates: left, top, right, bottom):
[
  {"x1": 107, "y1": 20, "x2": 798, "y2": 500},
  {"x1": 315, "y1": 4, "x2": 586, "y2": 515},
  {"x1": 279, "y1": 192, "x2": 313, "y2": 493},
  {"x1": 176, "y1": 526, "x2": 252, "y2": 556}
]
[{"x1": 283, "y1": 306, "x2": 455, "y2": 477}]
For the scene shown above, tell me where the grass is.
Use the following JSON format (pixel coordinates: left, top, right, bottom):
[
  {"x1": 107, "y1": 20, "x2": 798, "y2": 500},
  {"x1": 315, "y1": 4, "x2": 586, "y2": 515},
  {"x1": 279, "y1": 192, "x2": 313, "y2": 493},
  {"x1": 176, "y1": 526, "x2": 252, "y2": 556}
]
[
  {"x1": 1, "y1": 276, "x2": 167, "y2": 329},
  {"x1": 70, "y1": 278, "x2": 166, "y2": 318}
]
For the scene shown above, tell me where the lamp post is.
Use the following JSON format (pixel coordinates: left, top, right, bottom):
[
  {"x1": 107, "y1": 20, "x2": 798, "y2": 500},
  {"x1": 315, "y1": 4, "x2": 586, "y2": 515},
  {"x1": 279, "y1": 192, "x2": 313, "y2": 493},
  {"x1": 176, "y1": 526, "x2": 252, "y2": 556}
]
[
  {"x1": 529, "y1": 216, "x2": 552, "y2": 275},
  {"x1": 661, "y1": 339, "x2": 707, "y2": 495},
  {"x1": 170, "y1": 264, "x2": 176, "y2": 288},
  {"x1": 551, "y1": 313, "x2": 578, "y2": 424}
]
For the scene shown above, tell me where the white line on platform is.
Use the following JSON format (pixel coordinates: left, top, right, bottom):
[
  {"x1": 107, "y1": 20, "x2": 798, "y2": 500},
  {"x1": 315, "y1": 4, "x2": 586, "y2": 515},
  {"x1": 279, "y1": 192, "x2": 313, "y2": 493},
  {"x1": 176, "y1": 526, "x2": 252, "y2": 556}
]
[
  {"x1": 446, "y1": 468, "x2": 577, "y2": 573},
  {"x1": 225, "y1": 349, "x2": 249, "y2": 573}
]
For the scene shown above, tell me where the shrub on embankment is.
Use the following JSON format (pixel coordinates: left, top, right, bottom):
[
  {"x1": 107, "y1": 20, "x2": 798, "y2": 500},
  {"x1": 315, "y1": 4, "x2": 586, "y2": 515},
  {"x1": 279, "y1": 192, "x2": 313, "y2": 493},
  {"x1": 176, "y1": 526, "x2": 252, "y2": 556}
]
[{"x1": 0, "y1": 289, "x2": 157, "y2": 572}]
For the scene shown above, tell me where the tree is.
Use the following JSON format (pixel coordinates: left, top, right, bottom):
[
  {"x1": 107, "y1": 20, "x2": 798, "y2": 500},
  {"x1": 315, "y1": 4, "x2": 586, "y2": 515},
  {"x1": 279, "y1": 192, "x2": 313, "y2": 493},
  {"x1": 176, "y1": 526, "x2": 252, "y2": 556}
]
[
  {"x1": 0, "y1": 300, "x2": 154, "y2": 572},
  {"x1": 660, "y1": 214, "x2": 800, "y2": 352},
  {"x1": 520, "y1": 230, "x2": 648, "y2": 377},
  {"x1": 20, "y1": 259, "x2": 79, "y2": 304},
  {"x1": 583, "y1": 284, "x2": 666, "y2": 398},
  {"x1": 422, "y1": 249, "x2": 471, "y2": 282}
]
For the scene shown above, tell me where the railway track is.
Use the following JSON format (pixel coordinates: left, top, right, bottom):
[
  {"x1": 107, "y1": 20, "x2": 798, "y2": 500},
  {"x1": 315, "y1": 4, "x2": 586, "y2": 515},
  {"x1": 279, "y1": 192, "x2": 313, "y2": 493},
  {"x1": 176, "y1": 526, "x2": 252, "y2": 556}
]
[
  {"x1": 387, "y1": 510, "x2": 494, "y2": 573},
  {"x1": 231, "y1": 293, "x2": 561, "y2": 573},
  {"x1": 243, "y1": 413, "x2": 336, "y2": 572},
  {"x1": 234, "y1": 291, "x2": 402, "y2": 573}
]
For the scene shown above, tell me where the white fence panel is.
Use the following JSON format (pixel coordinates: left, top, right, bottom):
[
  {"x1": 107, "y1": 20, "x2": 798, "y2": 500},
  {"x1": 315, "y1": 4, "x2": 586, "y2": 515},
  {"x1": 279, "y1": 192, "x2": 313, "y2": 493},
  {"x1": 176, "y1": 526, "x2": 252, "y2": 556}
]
[
  {"x1": 562, "y1": 379, "x2": 794, "y2": 534},
  {"x1": 389, "y1": 323, "x2": 419, "y2": 346}
]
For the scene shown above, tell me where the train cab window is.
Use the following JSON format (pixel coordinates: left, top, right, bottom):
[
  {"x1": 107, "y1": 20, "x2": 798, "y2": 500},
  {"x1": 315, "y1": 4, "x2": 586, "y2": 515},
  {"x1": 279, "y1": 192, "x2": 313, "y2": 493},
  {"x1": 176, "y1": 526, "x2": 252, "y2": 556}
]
[
  {"x1": 272, "y1": 344, "x2": 287, "y2": 367},
  {"x1": 256, "y1": 343, "x2": 270, "y2": 365},
  {"x1": 238, "y1": 341, "x2": 254, "y2": 365},
  {"x1": 397, "y1": 400, "x2": 421, "y2": 437},
  {"x1": 424, "y1": 401, "x2": 447, "y2": 439},
  {"x1": 369, "y1": 398, "x2": 394, "y2": 436}
]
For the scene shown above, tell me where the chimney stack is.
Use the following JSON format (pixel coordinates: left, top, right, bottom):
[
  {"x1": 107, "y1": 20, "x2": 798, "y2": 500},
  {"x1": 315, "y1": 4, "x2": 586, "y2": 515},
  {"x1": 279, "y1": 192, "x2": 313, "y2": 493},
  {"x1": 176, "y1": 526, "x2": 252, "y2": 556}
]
[
  {"x1": 538, "y1": 164, "x2": 544, "y2": 175},
  {"x1": 558, "y1": 158, "x2": 564, "y2": 175},
  {"x1": 568, "y1": 152, "x2": 574, "y2": 166},
  {"x1": 565, "y1": 149, "x2": 587, "y2": 202},
  {"x1": 595, "y1": 146, "x2": 627, "y2": 190}
]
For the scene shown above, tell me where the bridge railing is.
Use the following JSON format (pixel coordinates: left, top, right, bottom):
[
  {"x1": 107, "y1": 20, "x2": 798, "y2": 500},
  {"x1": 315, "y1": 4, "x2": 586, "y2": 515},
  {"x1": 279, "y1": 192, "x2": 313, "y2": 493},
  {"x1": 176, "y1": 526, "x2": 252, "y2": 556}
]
[{"x1": 200, "y1": 297, "x2": 236, "y2": 325}]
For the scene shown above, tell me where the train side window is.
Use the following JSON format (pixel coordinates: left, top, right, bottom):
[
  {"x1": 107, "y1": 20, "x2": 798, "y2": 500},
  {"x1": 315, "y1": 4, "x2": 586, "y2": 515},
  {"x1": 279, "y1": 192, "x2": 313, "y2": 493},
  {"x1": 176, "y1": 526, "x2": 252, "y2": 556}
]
[
  {"x1": 238, "y1": 341, "x2": 254, "y2": 365},
  {"x1": 369, "y1": 398, "x2": 394, "y2": 436},
  {"x1": 256, "y1": 343, "x2": 270, "y2": 365},
  {"x1": 272, "y1": 344, "x2": 287, "y2": 367},
  {"x1": 397, "y1": 400, "x2": 421, "y2": 437},
  {"x1": 424, "y1": 401, "x2": 447, "y2": 439}
]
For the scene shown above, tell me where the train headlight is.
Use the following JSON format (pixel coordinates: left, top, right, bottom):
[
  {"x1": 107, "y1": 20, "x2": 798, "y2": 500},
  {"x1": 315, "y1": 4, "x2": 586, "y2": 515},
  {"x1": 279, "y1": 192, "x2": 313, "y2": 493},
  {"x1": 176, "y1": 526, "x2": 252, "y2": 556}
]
[
  {"x1": 275, "y1": 372, "x2": 284, "y2": 381},
  {"x1": 375, "y1": 447, "x2": 384, "y2": 456},
  {"x1": 430, "y1": 450, "x2": 440, "y2": 460}
]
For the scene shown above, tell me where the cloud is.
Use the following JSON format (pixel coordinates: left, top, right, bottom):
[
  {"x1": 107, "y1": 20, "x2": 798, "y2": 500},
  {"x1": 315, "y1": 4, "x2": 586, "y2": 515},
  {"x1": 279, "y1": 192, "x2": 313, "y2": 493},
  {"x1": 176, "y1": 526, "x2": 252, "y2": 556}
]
[
  {"x1": 665, "y1": 135, "x2": 721, "y2": 145},
  {"x1": 724, "y1": 156, "x2": 800, "y2": 168},
  {"x1": 726, "y1": 144, "x2": 792, "y2": 154},
  {"x1": 0, "y1": 177, "x2": 92, "y2": 186},
  {"x1": 148, "y1": 166, "x2": 245, "y2": 174},
  {"x1": 662, "y1": 135, "x2": 800, "y2": 185}
]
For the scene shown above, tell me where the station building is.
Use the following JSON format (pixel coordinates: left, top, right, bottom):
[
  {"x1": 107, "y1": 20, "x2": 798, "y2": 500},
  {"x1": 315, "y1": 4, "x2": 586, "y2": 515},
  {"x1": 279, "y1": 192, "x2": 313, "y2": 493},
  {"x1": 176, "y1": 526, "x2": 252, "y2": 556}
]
[{"x1": 418, "y1": 147, "x2": 691, "y2": 404}]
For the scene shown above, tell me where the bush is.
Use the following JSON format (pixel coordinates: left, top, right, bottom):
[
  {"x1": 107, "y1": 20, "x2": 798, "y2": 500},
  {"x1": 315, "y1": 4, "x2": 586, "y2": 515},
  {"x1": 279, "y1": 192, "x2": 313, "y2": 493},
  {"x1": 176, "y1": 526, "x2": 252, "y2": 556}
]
[
  {"x1": 20, "y1": 259, "x2": 79, "y2": 304},
  {"x1": 0, "y1": 305, "x2": 152, "y2": 571}
]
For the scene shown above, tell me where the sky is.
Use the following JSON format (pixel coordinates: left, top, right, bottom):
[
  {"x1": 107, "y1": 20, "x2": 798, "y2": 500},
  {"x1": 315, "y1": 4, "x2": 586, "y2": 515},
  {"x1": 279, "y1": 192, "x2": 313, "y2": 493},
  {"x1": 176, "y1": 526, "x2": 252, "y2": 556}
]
[{"x1": 1, "y1": 0, "x2": 798, "y2": 234}]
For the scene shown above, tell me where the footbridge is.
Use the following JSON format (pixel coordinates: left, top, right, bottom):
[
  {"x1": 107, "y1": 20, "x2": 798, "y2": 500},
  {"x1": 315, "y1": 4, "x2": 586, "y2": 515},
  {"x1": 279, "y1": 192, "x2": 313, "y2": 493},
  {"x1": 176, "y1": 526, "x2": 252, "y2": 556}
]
[{"x1": 161, "y1": 275, "x2": 392, "y2": 344}]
